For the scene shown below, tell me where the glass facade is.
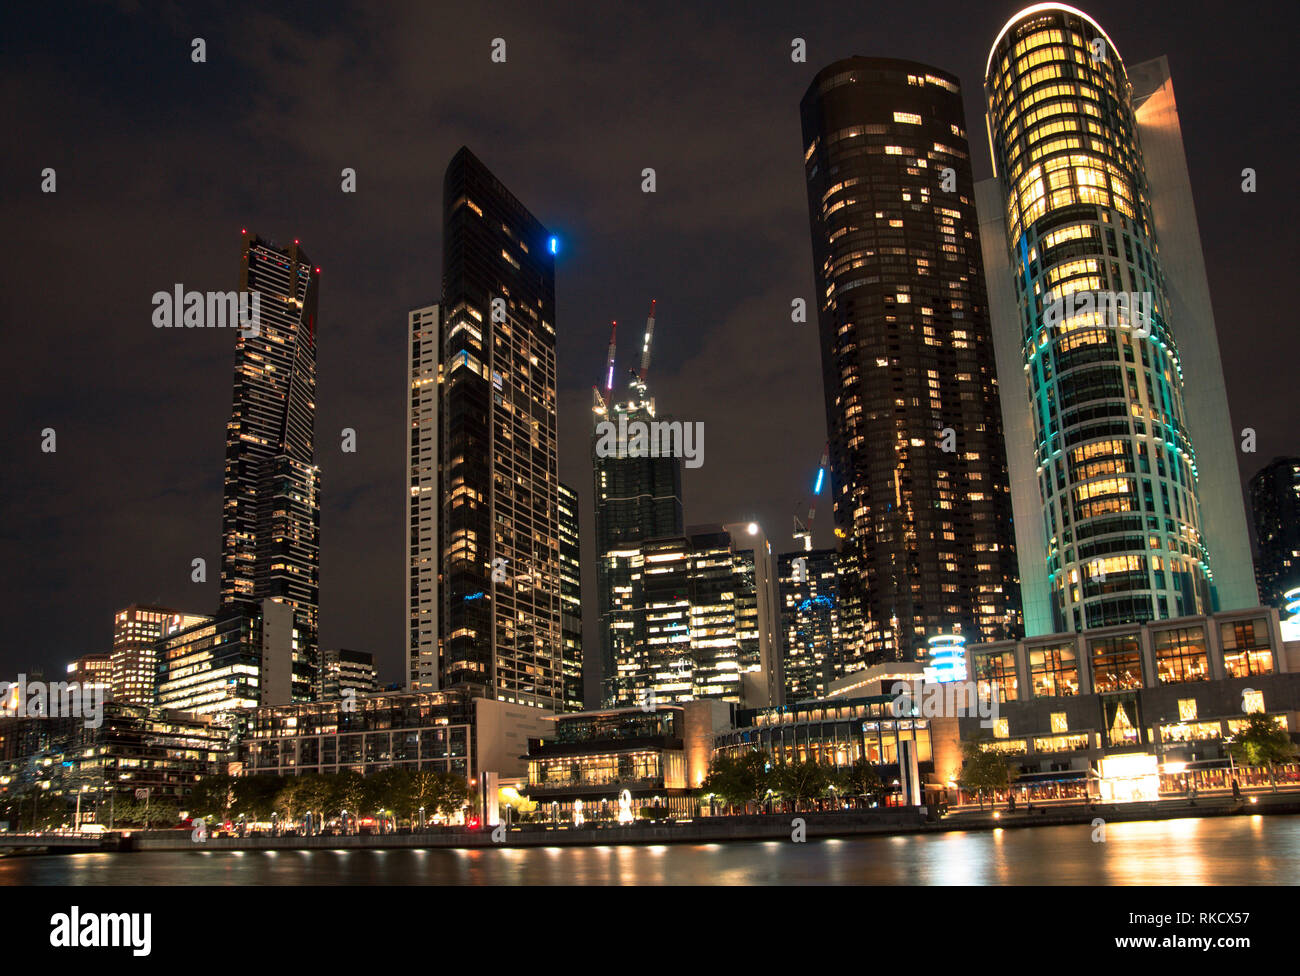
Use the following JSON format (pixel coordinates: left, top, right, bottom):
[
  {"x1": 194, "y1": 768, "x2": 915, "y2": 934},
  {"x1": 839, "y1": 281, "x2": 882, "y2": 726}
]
[
  {"x1": 1028, "y1": 642, "x2": 1079, "y2": 696},
  {"x1": 985, "y1": 5, "x2": 1212, "y2": 632},
  {"x1": 222, "y1": 233, "x2": 321, "y2": 686},
  {"x1": 801, "y1": 57, "x2": 1023, "y2": 665},
  {"x1": 440, "y1": 148, "x2": 564, "y2": 709}
]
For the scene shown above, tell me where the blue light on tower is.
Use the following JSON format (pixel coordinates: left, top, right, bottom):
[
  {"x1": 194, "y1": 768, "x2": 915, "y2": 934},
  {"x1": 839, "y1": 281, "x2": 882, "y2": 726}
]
[
  {"x1": 923, "y1": 634, "x2": 967, "y2": 683},
  {"x1": 548, "y1": 236, "x2": 559, "y2": 255},
  {"x1": 813, "y1": 468, "x2": 825, "y2": 495}
]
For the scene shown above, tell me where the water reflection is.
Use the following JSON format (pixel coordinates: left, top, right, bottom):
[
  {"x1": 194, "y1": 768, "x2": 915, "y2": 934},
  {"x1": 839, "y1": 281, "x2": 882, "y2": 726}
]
[{"x1": 2, "y1": 817, "x2": 1297, "y2": 885}]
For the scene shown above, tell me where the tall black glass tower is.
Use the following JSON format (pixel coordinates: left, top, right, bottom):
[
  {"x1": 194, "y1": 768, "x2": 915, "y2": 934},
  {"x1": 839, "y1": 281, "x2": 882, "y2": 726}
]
[
  {"x1": 800, "y1": 58, "x2": 1022, "y2": 665},
  {"x1": 439, "y1": 147, "x2": 564, "y2": 710}
]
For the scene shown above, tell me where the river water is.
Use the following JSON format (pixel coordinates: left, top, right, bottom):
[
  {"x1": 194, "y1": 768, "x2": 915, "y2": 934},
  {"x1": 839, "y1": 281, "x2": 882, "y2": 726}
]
[{"x1": 2, "y1": 815, "x2": 1295, "y2": 884}]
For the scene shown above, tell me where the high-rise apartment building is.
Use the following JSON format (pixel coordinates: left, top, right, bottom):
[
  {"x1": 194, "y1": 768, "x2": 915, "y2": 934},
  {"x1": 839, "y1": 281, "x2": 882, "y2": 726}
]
[
  {"x1": 438, "y1": 148, "x2": 563, "y2": 710},
  {"x1": 592, "y1": 339, "x2": 685, "y2": 707},
  {"x1": 221, "y1": 232, "x2": 321, "y2": 690},
  {"x1": 1250, "y1": 457, "x2": 1300, "y2": 609},
  {"x1": 407, "y1": 303, "x2": 440, "y2": 691},
  {"x1": 981, "y1": 4, "x2": 1255, "y2": 632},
  {"x1": 777, "y1": 548, "x2": 844, "y2": 701},
  {"x1": 110, "y1": 604, "x2": 209, "y2": 706},
  {"x1": 800, "y1": 57, "x2": 1022, "y2": 665},
  {"x1": 558, "y1": 482, "x2": 584, "y2": 711}
]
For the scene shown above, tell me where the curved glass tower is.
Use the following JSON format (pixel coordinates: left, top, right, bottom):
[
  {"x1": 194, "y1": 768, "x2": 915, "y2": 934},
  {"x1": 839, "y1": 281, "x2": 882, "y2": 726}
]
[{"x1": 985, "y1": 4, "x2": 1212, "y2": 630}]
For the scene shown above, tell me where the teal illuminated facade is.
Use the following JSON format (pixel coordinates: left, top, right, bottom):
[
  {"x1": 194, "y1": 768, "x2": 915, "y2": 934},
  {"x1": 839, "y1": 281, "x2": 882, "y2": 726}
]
[{"x1": 984, "y1": 4, "x2": 1214, "y2": 632}]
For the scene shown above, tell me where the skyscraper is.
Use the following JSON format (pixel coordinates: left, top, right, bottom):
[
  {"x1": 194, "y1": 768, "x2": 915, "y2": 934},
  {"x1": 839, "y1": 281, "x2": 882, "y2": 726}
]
[
  {"x1": 406, "y1": 303, "x2": 440, "y2": 691},
  {"x1": 800, "y1": 58, "x2": 1022, "y2": 665},
  {"x1": 439, "y1": 147, "x2": 563, "y2": 710},
  {"x1": 1250, "y1": 457, "x2": 1300, "y2": 610},
  {"x1": 221, "y1": 232, "x2": 321, "y2": 690},
  {"x1": 558, "y1": 481, "x2": 584, "y2": 711},
  {"x1": 592, "y1": 324, "x2": 685, "y2": 707},
  {"x1": 981, "y1": 4, "x2": 1253, "y2": 632}
]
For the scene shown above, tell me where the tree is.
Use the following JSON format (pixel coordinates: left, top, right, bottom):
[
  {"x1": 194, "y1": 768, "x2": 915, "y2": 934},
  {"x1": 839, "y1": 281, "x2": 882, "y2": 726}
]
[
  {"x1": 773, "y1": 760, "x2": 830, "y2": 811},
  {"x1": 188, "y1": 774, "x2": 234, "y2": 824},
  {"x1": 701, "y1": 751, "x2": 772, "y2": 813},
  {"x1": 232, "y1": 774, "x2": 283, "y2": 823},
  {"x1": 1228, "y1": 715, "x2": 1298, "y2": 793},
  {"x1": 294, "y1": 774, "x2": 334, "y2": 834},
  {"x1": 959, "y1": 739, "x2": 1010, "y2": 810},
  {"x1": 836, "y1": 760, "x2": 887, "y2": 808}
]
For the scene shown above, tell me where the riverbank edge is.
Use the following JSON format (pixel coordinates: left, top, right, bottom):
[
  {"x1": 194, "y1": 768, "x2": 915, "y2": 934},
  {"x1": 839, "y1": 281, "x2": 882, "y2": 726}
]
[{"x1": 109, "y1": 796, "x2": 1299, "y2": 853}]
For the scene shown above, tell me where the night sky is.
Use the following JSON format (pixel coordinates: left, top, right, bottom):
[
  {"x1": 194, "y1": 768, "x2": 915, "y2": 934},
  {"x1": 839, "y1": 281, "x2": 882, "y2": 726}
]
[{"x1": 2, "y1": 1, "x2": 1295, "y2": 700}]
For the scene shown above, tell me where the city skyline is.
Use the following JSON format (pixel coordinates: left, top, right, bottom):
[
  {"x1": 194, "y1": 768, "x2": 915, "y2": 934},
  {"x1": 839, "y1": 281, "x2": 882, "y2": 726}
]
[{"x1": 2, "y1": 1, "x2": 1294, "y2": 699}]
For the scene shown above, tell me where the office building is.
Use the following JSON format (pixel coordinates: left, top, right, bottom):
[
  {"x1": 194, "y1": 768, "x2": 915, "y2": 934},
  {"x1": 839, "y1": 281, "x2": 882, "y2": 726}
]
[
  {"x1": 592, "y1": 315, "x2": 685, "y2": 707},
  {"x1": 322, "y1": 648, "x2": 380, "y2": 699},
  {"x1": 558, "y1": 482, "x2": 584, "y2": 711},
  {"x1": 157, "y1": 599, "x2": 303, "y2": 719},
  {"x1": 980, "y1": 4, "x2": 1255, "y2": 633},
  {"x1": 800, "y1": 57, "x2": 1022, "y2": 666},
  {"x1": 111, "y1": 605, "x2": 210, "y2": 706},
  {"x1": 65, "y1": 653, "x2": 112, "y2": 690},
  {"x1": 439, "y1": 148, "x2": 564, "y2": 710},
  {"x1": 1250, "y1": 457, "x2": 1300, "y2": 609},
  {"x1": 221, "y1": 232, "x2": 321, "y2": 689},
  {"x1": 407, "y1": 303, "x2": 440, "y2": 690},
  {"x1": 608, "y1": 523, "x2": 781, "y2": 709}
]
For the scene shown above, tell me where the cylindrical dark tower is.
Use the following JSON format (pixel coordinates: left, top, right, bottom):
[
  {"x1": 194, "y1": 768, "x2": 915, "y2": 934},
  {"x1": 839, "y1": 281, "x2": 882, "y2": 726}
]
[{"x1": 801, "y1": 58, "x2": 1022, "y2": 665}]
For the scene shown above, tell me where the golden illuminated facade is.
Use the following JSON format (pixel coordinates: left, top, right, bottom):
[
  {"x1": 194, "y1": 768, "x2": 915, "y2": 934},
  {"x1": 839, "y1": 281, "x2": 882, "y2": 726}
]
[{"x1": 985, "y1": 4, "x2": 1212, "y2": 631}]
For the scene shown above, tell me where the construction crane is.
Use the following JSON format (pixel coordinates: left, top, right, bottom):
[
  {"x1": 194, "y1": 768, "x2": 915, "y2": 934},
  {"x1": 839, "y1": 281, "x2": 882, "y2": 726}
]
[
  {"x1": 639, "y1": 299, "x2": 657, "y2": 381},
  {"x1": 793, "y1": 443, "x2": 830, "y2": 551},
  {"x1": 592, "y1": 320, "x2": 619, "y2": 412}
]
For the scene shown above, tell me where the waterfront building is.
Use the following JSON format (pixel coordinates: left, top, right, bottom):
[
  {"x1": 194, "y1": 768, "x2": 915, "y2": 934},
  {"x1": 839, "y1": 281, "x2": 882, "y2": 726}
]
[
  {"x1": 523, "y1": 701, "x2": 729, "y2": 820},
  {"x1": 1250, "y1": 457, "x2": 1300, "y2": 610},
  {"x1": 439, "y1": 148, "x2": 564, "y2": 710},
  {"x1": 959, "y1": 606, "x2": 1300, "y2": 800},
  {"x1": 238, "y1": 688, "x2": 552, "y2": 781},
  {"x1": 111, "y1": 605, "x2": 210, "y2": 706},
  {"x1": 979, "y1": 4, "x2": 1256, "y2": 634},
  {"x1": 0, "y1": 705, "x2": 228, "y2": 825},
  {"x1": 800, "y1": 56, "x2": 1022, "y2": 665},
  {"x1": 221, "y1": 232, "x2": 322, "y2": 689}
]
